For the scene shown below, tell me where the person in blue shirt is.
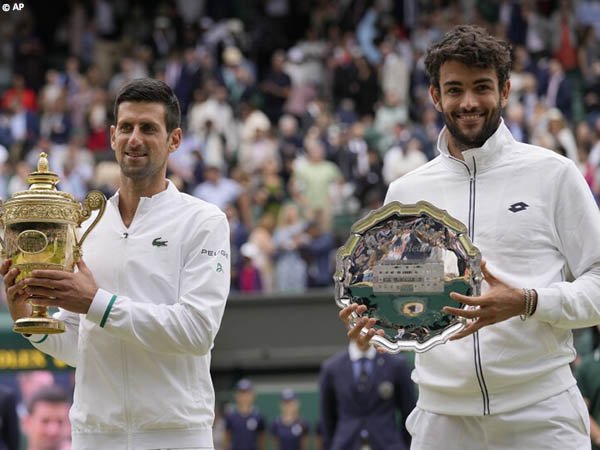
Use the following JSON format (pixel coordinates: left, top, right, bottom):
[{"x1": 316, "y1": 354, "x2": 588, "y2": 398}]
[
  {"x1": 269, "y1": 389, "x2": 310, "y2": 450},
  {"x1": 224, "y1": 379, "x2": 266, "y2": 450}
]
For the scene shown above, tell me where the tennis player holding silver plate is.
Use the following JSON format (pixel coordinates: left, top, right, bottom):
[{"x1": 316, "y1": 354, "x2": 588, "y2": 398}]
[{"x1": 334, "y1": 200, "x2": 482, "y2": 353}]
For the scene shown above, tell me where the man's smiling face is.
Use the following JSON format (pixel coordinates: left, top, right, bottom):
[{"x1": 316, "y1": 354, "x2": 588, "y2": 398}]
[
  {"x1": 110, "y1": 101, "x2": 180, "y2": 183},
  {"x1": 430, "y1": 60, "x2": 510, "y2": 156}
]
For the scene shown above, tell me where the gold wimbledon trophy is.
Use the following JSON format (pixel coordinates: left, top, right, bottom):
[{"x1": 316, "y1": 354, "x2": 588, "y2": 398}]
[{"x1": 0, "y1": 153, "x2": 106, "y2": 334}]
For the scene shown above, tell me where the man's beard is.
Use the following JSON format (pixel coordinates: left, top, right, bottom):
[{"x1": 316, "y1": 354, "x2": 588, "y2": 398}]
[{"x1": 442, "y1": 103, "x2": 502, "y2": 152}]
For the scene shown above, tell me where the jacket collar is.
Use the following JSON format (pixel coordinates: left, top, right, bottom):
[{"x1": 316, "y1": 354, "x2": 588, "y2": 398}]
[
  {"x1": 109, "y1": 179, "x2": 178, "y2": 207},
  {"x1": 108, "y1": 179, "x2": 180, "y2": 222},
  {"x1": 437, "y1": 118, "x2": 516, "y2": 174}
]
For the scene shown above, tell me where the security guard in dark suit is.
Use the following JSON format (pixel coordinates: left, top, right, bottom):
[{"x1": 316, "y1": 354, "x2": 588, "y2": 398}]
[{"x1": 319, "y1": 341, "x2": 416, "y2": 450}]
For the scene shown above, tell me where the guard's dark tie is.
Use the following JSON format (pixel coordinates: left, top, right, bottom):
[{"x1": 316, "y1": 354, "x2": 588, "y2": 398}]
[{"x1": 357, "y1": 357, "x2": 370, "y2": 392}]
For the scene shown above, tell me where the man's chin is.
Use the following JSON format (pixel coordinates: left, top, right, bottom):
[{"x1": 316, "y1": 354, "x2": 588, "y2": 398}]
[
  {"x1": 456, "y1": 125, "x2": 485, "y2": 142},
  {"x1": 454, "y1": 124, "x2": 494, "y2": 149},
  {"x1": 450, "y1": 132, "x2": 485, "y2": 150},
  {"x1": 461, "y1": 136, "x2": 486, "y2": 149},
  {"x1": 121, "y1": 167, "x2": 148, "y2": 179}
]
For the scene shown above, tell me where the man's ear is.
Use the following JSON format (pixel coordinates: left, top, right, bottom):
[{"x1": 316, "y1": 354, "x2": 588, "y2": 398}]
[
  {"x1": 429, "y1": 85, "x2": 442, "y2": 112},
  {"x1": 500, "y1": 79, "x2": 511, "y2": 108},
  {"x1": 109, "y1": 125, "x2": 116, "y2": 151},
  {"x1": 168, "y1": 128, "x2": 182, "y2": 154}
]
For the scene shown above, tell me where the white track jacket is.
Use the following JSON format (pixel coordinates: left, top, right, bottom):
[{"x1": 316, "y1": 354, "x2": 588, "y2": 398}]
[
  {"x1": 385, "y1": 121, "x2": 600, "y2": 416},
  {"x1": 27, "y1": 180, "x2": 230, "y2": 449}
]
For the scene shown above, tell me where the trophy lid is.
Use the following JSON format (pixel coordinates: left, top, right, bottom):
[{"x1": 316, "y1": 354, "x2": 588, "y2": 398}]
[{"x1": 26, "y1": 152, "x2": 61, "y2": 191}]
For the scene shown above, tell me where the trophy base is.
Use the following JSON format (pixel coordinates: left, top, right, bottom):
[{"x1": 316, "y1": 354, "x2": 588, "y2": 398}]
[{"x1": 13, "y1": 317, "x2": 65, "y2": 334}]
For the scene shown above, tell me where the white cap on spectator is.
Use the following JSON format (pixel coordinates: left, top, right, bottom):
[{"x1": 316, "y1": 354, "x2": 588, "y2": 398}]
[{"x1": 254, "y1": 117, "x2": 270, "y2": 132}]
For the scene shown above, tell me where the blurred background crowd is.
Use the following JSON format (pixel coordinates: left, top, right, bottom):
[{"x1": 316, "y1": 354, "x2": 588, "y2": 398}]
[
  {"x1": 0, "y1": 0, "x2": 598, "y2": 297},
  {"x1": 0, "y1": 0, "x2": 599, "y2": 449}
]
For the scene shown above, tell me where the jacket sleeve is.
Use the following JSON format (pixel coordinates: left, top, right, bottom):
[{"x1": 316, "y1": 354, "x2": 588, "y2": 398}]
[
  {"x1": 25, "y1": 308, "x2": 81, "y2": 367},
  {"x1": 85, "y1": 213, "x2": 230, "y2": 355},
  {"x1": 319, "y1": 362, "x2": 337, "y2": 450},
  {"x1": 534, "y1": 160, "x2": 600, "y2": 328}
]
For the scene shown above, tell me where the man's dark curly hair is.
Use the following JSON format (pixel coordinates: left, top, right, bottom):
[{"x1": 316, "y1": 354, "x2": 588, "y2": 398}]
[{"x1": 424, "y1": 25, "x2": 512, "y2": 91}]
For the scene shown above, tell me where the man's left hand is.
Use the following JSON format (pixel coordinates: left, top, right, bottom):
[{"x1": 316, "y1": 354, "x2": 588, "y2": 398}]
[
  {"x1": 22, "y1": 260, "x2": 98, "y2": 314},
  {"x1": 443, "y1": 260, "x2": 525, "y2": 340}
]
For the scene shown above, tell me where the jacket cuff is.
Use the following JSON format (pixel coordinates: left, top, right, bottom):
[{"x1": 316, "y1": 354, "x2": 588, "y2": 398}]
[
  {"x1": 87, "y1": 289, "x2": 117, "y2": 328},
  {"x1": 529, "y1": 287, "x2": 562, "y2": 324},
  {"x1": 24, "y1": 334, "x2": 49, "y2": 344}
]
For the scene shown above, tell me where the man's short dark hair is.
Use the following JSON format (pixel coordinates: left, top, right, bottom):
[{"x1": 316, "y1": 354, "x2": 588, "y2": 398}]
[
  {"x1": 114, "y1": 78, "x2": 181, "y2": 133},
  {"x1": 424, "y1": 25, "x2": 513, "y2": 91},
  {"x1": 27, "y1": 385, "x2": 69, "y2": 415}
]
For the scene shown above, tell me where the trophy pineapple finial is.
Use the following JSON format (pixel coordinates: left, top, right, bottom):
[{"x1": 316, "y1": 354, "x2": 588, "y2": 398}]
[
  {"x1": 38, "y1": 152, "x2": 49, "y2": 173},
  {"x1": 27, "y1": 152, "x2": 59, "y2": 190}
]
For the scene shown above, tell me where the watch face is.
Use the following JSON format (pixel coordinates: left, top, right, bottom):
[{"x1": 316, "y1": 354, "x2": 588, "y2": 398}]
[{"x1": 334, "y1": 201, "x2": 482, "y2": 353}]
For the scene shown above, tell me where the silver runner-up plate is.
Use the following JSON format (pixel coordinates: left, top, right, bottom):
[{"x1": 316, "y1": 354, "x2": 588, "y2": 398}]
[{"x1": 334, "y1": 201, "x2": 482, "y2": 353}]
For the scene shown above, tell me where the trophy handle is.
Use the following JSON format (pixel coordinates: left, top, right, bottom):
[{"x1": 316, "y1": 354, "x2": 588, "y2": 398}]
[{"x1": 76, "y1": 191, "x2": 107, "y2": 256}]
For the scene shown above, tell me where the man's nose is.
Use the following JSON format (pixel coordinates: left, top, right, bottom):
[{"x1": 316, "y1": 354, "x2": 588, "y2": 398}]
[
  {"x1": 460, "y1": 90, "x2": 478, "y2": 110},
  {"x1": 128, "y1": 127, "x2": 142, "y2": 147}
]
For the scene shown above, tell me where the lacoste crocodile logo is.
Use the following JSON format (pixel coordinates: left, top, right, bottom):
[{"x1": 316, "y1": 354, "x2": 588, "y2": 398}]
[{"x1": 152, "y1": 237, "x2": 168, "y2": 247}]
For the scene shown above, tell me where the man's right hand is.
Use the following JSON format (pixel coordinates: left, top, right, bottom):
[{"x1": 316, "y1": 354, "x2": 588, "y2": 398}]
[
  {"x1": 339, "y1": 303, "x2": 384, "y2": 352},
  {"x1": 1, "y1": 259, "x2": 32, "y2": 321}
]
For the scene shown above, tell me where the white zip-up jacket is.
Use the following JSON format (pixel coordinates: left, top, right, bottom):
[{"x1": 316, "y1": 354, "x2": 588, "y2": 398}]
[
  {"x1": 385, "y1": 121, "x2": 600, "y2": 416},
  {"x1": 27, "y1": 180, "x2": 230, "y2": 449}
]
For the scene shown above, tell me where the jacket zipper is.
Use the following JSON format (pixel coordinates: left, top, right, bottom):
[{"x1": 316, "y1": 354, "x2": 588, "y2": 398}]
[
  {"x1": 122, "y1": 342, "x2": 132, "y2": 449},
  {"x1": 119, "y1": 231, "x2": 134, "y2": 448},
  {"x1": 458, "y1": 155, "x2": 491, "y2": 415}
]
